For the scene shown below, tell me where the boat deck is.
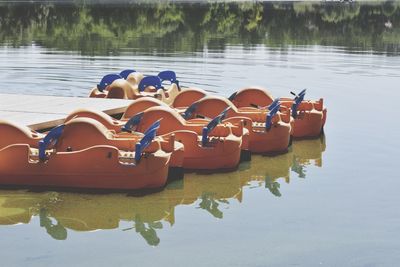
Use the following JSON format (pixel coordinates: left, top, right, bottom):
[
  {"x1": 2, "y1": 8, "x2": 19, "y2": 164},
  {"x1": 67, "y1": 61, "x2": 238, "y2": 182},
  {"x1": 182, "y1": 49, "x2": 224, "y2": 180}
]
[{"x1": 0, "y1": 93, "x2": 133, "y2": 130}]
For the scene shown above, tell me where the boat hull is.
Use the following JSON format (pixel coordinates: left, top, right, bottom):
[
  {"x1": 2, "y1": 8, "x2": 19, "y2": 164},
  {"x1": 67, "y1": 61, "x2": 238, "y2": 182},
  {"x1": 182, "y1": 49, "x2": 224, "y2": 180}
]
[{"x1": 0, "y1": 144, "x2": 170, "y2": 190}]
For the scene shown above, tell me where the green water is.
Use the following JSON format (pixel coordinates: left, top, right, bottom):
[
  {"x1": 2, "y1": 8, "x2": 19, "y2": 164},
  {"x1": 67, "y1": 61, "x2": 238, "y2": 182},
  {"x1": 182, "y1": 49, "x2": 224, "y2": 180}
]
[{"x1": 0, "y1": 1, "x2": 399, "y2": 266}]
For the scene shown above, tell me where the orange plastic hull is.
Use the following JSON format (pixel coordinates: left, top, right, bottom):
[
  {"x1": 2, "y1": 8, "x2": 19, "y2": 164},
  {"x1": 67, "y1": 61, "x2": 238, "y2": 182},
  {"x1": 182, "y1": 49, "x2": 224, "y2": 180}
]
[
  {"x1": 230, "y1": 88, "x2": 327, "y2": 138},
  {"x1": 89, "y1": 75, "x2": 180, "y2": 103},
  {"x1": 247, "y1": 125, "x2": 291, "y2": 154},
  {"x1": 290, "y1": 109, "x2": 324, "y2": 138},
  {"x1": 164, "y1": 140, "x2": 184, "y2": 169},
  {"x1": 64, "y1": 111, "x2": 185, "y2": 169},
  {"x1": 179, "y1": 96, "x2": 292, "y2": 154},
  {"x1": 172, "y1": 132, "x2": 242, "y2": 170},
  {"x1": 171, "y1": 88, "x2": 207, "y2": 109},
  {"x1": 280, "y1": 99, "x2": 326, "y2": 138},
  {"x1": 67, "y1": 107, "x2": 242, "y2": 171},
  {"x1": 0, "y1": 144, "x2": 170, "y2": 190},
  {"x1": 122, "y1": 99, "x2": 249, "y2": 153},
  {"x1": 123, "y1": 106, "x2": 244, "y2": 170},
  {"x1": 184, "y1": 150, "x2": 240, "y2": 171}
]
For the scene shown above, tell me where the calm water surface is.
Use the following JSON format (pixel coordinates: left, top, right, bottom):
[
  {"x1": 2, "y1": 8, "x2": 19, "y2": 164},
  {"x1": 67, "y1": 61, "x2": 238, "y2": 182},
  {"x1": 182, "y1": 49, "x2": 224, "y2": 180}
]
[{"x1": 0, "y1": 2, "x2": 399, "y2": 266}]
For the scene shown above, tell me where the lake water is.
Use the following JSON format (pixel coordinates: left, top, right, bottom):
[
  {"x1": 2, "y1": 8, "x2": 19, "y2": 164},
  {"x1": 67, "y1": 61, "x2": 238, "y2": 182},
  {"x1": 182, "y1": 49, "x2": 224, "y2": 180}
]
[{"x1": 0, "y1": 2, "x2": 399, "y2": 266}]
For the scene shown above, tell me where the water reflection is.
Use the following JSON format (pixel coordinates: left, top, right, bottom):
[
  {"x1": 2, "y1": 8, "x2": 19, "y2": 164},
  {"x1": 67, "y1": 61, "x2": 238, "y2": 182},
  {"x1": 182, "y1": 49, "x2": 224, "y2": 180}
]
[
  {"x1": 0, "y1": 137, "x2": 326, "y2": 246},
  {"x1": 0, "y1": 2, "x2": 398, "y2": 55},
  {"x1": 292, "y1": 135, "x2": 326, "y2": 178}
]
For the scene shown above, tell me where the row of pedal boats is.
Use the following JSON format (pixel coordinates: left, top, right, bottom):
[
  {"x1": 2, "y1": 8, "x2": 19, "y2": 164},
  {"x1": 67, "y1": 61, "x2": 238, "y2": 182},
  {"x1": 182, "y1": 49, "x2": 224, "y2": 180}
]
[{"x1": 0, "y1": 70, "x2": 327, "y2": 192}]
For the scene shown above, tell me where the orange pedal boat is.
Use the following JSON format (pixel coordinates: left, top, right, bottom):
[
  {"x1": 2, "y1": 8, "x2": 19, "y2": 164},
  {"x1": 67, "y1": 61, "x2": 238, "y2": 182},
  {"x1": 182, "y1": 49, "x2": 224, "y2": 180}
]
[
  {"x1": 88, "y1": 70, "x2": 181, "y2": 104},
  {"x1": 120, "y1": 97, "x2": 251, "y2": 161},
  {"x1": 0, "y1": 119, "x2": 171, "y2": 191},
  {"x1": 229, "y1": 88, "x2": 327, "y2": 138},
  {"x1": 120, "y1": 105, "x2": 245, "y2": 171},
  {"x1": 64, "y1": 108, "x2": 185, "y2": 179},
  {"x1": 180, "y1": 96, "x2": 292, "y2": 154}
]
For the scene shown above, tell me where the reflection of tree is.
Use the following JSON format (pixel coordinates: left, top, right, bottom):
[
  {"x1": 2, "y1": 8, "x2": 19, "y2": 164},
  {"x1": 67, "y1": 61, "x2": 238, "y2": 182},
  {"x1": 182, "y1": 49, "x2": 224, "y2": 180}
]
[
  {"x1": 382, "y1": 1, "x2": 398, "y2": 16},
  {"x1": 197, "y1": 192, "x2": 229, "y2": 219},
  {"x1": 0, "y1": 2, "x2": 398, "y2": 55},
  {"x1": 319, "y1": 3, "x2": 360, "y2": 23},
  {"x1": 39, "y1": 208, "x2": 68, "y2": 241},
  {"x1": 291, "y1": 157, "x2": 307, "y2": 178},
  {"x1": 264, "y1": 176, "x2": 282, "y2": 197},
  {"x1": 291, "y1": 134, "x2": 326, "y2": 178},
  {"x1": 123, "y1": 215, "x2": 162, "y2": 246},
  {"x1": 201, "y1": 3, "x2": 263, "y2": 34}
]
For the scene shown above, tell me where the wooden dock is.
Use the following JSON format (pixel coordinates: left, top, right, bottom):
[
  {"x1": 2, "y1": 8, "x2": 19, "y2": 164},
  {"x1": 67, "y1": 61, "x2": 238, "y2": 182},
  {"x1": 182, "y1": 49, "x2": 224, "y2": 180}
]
[{"x1": 0, "y1": 94, "x2": 133, "y2": 130}]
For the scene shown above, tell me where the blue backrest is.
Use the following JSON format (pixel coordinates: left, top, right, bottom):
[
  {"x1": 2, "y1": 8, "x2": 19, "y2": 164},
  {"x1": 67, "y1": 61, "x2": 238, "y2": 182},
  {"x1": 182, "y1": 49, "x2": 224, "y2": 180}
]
[
  {"x1": 38, "y1": 125, "x2": 65, "y2": 161},
  {"x1": 135, "y1": 128, "x2": 158, "y2": 162},
  {"x1": 265, "y1": 103, "x2": 280, "y2": 131},
  {"x1": 291, "y1": 89, "x2": 307, "y2": 118},
  {"x1": 158, "y1": 70, "x2": 176, "y2": 83},
  {"x1": 158, "y1": 70, "x2": 181, "y2": 90},
  {"x1": 201, "y1": 114, "x2": 224, "y2": 146},
  {"x1": 182, "y1": 102, "x2": 199, "y2": 120},
  {"x1": 138, "y1": 76, "x2": 163, "y2": 92},
  {"x1": 143, "y1": 119, "x2": 161, "y2": 135},
  {"x1": 121, "y1": 112, "x2": 144, "y2": 132},
  {"x1": 228, "y1": 91, "x2": 237, "y2": 101},
  {"x1": 119, "y1": 69, "x2": 136, "y2": 79},
  {"x1": 219, "y1": 106, "x2": 231, "y2": 121},
  {"x1": 97, "y1": 74, "x2": 122, "y2": 92},
  {"x1": 268, "y1": 98, "x2": 280, "y2": 111}
]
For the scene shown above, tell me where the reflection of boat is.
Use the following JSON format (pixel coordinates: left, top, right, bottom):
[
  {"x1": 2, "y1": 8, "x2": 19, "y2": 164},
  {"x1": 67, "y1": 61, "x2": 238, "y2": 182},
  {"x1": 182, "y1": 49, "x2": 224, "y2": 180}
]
[
  {"x1": 181, "y1": 172, "x2": 243, "y2": 206},
  {"x1": 0, "y1": 191, "x2": 53, "y2": 225},
  {"x1": 0, "y1": 188, "x2": 182, "y2": 245},
  {"x1": 240, "y1": 153, "x2": 292, "y2": 185},
  {"x1": 291, "y1": 135, "x2": 326, "y2": 178},
  {"x1": 237, "y1": 134, "x2": 326, "y2": 195},
  {"x1": 0, "y1": 135, "x2": 326, "y2": 245},
  {"x1": 237, "y1": 152, "x2": 292, "y2": 198}
]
